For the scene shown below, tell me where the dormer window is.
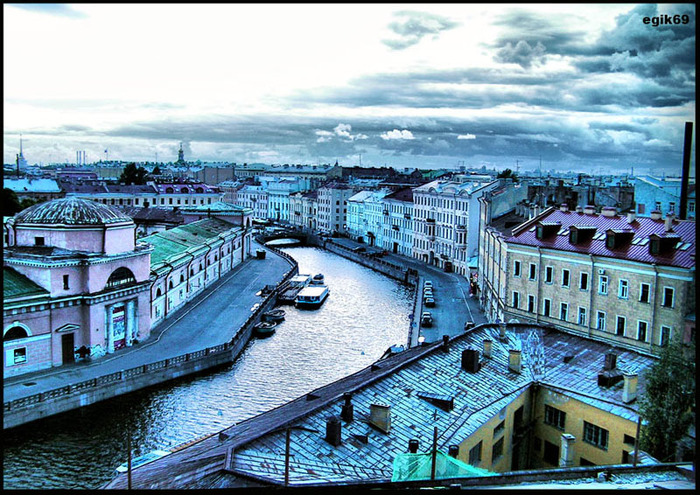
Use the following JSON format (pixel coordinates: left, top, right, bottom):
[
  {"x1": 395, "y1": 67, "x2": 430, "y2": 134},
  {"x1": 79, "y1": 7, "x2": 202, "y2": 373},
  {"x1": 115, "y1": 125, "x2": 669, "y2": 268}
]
[
  {"x1": 605, "y1": 229, "x2": 634, "y2": 249},
  {"x1": 649, "y1": 233, "x2": 681, "y2": 256},
  {"x1": 536, "y1": 222, "x2": 561, "y2": 240},
  {"x1": 569, "y1": 225, "x2": 596, "y2": 245}
]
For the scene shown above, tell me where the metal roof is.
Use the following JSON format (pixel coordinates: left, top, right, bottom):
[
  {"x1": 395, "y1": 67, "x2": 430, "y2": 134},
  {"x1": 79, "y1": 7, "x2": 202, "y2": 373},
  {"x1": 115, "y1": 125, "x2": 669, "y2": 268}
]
[
  {"x1": 3, "y1": 267, "x2": 50, "y2": 299},
  {"x1": 507, "y1": 210, "x2": 695, "y2": 269},
  {"x1": 13, "y1": 197, "x2": 133, "y2": 226}
]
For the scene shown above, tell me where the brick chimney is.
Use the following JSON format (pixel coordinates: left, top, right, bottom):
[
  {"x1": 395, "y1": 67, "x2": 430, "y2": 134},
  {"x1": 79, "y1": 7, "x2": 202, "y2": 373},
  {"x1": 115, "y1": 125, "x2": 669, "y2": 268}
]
[
  {"x1": 665, "y1": 213, "x2": 675, "y2": 232},
  {"x1": 461, "y1": 348, "x2": 480, "y2": 373},
  {"x1": 626, "y1": 212, "x2": 636, "y2": 223},
  {"x1": 559, "y1": 433, "x2": 576, "y2": 468},
  {"x1": 575, "y1": 205, "x2": 583, "y2": 213},
  {"x1": 560, "y1": 204, "x2": 569, "y2": 212},
  {"x1": 448, "y1": 445, "x2": 460, "y2": 458},
  {"x1": 622, "y1": 373, "x2": 638, "y2": 403},
  {"x1": 603, "y1": 352, "x2": 617, "y2": 371},
  {"x1": 483, "y1": 339, "x2": 493, "y2": 359},
  {"x1": 369, "y1": 404, "x2": 391, "y2": 433},
  {"x1": 341, "y1": 392, "x2": 354, "y2": 422},
  {"x1": 508, "y1": 349, "x2": 522, "y2": 373},
  {"x1": 325, "y1": 415, "x2": 342, "y2": 446},
  {"x1": 650, "y1": 210, "x2": 662, "y2": 220},
  {"x1": 584, "y1": 205, "x2": 596, "y2": 215},
  {"x1": 408, "y1": 439, "x2": 419, "y2": 453},
  {"x1": 601, "y1": 206, "x2": 616, "y2": 217},
  {"x1": 442, "y1": 335, "x2": 450, "y2": 353}
]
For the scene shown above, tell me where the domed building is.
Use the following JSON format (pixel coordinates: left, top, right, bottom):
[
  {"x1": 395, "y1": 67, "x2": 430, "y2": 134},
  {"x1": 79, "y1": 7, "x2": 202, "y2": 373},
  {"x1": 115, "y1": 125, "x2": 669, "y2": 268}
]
[{"x1": 4, "y1": 198, "x2": 152, "y2": 377}]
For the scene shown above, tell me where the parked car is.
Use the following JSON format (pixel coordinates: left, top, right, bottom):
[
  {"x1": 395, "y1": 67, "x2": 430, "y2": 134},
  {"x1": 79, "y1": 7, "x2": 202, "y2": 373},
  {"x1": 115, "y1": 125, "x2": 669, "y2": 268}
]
[
  {"x1": 421, "y1": 311, "x2": 433, "y2": 327},
  {"x1": 424, "y1": 297, "x2": 435, "y2": 307}
]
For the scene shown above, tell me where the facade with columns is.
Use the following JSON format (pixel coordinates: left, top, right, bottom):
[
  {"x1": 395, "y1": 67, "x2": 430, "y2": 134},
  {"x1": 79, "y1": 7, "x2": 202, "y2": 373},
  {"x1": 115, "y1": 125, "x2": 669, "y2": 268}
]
[{"x1": 3, "y1": 198, "x2": 152, "y2": 378}]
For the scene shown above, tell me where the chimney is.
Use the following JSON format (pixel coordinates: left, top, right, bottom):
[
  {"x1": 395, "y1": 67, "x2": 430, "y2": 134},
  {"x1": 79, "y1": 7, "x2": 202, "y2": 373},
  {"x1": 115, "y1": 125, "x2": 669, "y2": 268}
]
[
  {"x1": 584, "y1": 205, "x2": 596, "y2": 215},
  {"x1": 559, "y1": 433, "x2": 576, "y2": 468},
  {"x1": 341, "y1": 392, "x2": 354, "y2": 422},
  {"x1": 325, "y1": 415, "x2": 342, "y2": 446},
  {"x1": 626, "y1": 212, "x2": 636, "y2": 223},
  {"x1": 575, "y1": 205, "x2": 583, "y2": 214},
  {"x1": 622, "y1": 373, "x2": 638, "y2": 403},
  {"x1": 448, "y1": 445, "x2": 460, "y2": 458},
  {"x1": 560, "y1": 203, "x2": 569, "y2": 212},
  {"x1": 650, "y1": 210, "x2": 662, "y2": 220},
  {"x1": 601, "y1": 206, "x2": 616, "y2": 217},
  {"x1": 461, "y1": 349, "x2": 480, "y2": 373},
  {"x1": 679, "y1": 122, "x2": 693, "y2": 220},
  {"x1": 665, "y1": 213, "x2": 674, "y2": 232},
  {"x1": 483, "y1": 339, "x2": 493, "y2": 359},
  {"x1": 369, "y1": 404, "x2": 391, "y2": 433},
  {"x1": 508, "y1": 349, "x2": 522, "y2": 374},
  {"x1": 409, "y1": 439, "x2": 420, "y2": 453},
  {"x1": 603, "y1": 352, "x2": 617, "y2": 371},
  {"x1": 442, "y1": 335, "x2": 450, "y2": 353},
  {"x1": 499, "y1": 325, "x2": 507, "y2": 341}
]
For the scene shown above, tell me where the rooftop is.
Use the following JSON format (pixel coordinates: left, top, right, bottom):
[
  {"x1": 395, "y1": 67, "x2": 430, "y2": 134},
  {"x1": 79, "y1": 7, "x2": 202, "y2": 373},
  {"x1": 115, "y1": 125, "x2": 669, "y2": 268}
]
[
  {"x1": 105, "y1": 323, "x2": 657, "y2": 489},
  {"x1": 13, "y1": 197, "x2": 133, "y2": 226},
  {"x1": 3, "y1": 266, "x2": 50, "y2": 299},
  {"x1": 507, "y1": 209, "x2": 695, "y2": 269}
]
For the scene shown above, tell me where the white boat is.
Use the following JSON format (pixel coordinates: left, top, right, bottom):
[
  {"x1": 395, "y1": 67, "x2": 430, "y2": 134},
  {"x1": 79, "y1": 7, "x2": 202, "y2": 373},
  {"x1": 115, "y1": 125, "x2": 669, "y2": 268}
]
[
  {"x1": 310, "y1": 273, "x2": 325, "y2": 285},
  {"x1": 288, "y1": 274, "x2": 313, "y2": 287},
  {"x1": 295, "y1": 285, "x2": 330, "y2": 309},
  {"x1": 116, "y1": 449, "x2": 170, "y2": 474}
]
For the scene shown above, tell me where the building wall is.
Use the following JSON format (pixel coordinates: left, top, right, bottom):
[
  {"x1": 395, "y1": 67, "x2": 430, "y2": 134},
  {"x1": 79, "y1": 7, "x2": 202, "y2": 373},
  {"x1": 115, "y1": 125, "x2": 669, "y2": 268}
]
[{"x1": 382, "y1": 198, "x2": 414, "y2": 255}]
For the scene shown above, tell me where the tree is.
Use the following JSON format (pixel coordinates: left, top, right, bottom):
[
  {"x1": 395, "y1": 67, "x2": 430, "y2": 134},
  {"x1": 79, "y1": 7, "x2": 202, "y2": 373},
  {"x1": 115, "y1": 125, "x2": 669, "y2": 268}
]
[
  {"x1": 638, "y1": 336, "x2": 695, "y2": 461},
  {"x1": 497, "y1": 168, "x2": 518, "y2": 182},
  {"x1": 2, "y1": 188, "x2": 22, "y2": 216},
  {"x1": 119, "y1": 163, "x2": 148, "y2": 185},
  {"x1": 152, "y1": 165, "x2": 161, "y2": 175}
]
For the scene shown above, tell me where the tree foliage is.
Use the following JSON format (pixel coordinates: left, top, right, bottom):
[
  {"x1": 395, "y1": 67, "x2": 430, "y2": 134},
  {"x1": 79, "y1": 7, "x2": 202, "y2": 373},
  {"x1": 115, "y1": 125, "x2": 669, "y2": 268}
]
[
  {"x1": 151, "y1": 165, "x2": 161, "y2": 175},
  {"x1": 119, "y1": 163, "x2": 148, "y2": 185},
  {"x1": 638, "y1": 336, "x2": 695, "y2": 461},
  {"x1": 497, "y1": 168, "x2": 518, "y2": 182},
  {"x1": 2, "y1": 188, "x2": 22, "y2": 216}
]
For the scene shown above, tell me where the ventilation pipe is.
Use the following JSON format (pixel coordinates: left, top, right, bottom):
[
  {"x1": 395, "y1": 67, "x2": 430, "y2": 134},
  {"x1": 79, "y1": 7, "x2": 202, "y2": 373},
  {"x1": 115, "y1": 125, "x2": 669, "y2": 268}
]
[
  {"x1": 622, "y1": 373, "x2": 638, "y2": 403},
  {"x1": 341, "y1": 392, "x2": 354, "y2": 422},
  {"x1": 603, "y1": 352, "x2": 617, "y2": 371},
  {"x1": 483, "y1": 339, "x2": 493, "y2": 359},
  {"x1": 325, "y1": 415, "x2": 342, "y2": 446},
  {"x1": 665, "y1": 213, "x2": 675, "y2": 232},
  {"x1": 559, "y1": 433, "x2": 576, "y2": 468},
  {"x1": 508, "y1": 349, "x2": 522, "y2": 374},
  {"x1": 409, "y1": 439, "x2": 420, "y2": 453},
  {"x1": 369, "y1": 404, "x2": 391, "y2": 433}
]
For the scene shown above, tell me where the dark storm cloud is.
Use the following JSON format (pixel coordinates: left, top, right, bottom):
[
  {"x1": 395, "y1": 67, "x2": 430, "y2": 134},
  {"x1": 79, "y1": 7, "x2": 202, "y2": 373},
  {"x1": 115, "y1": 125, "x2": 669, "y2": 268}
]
[
  {"x1": 12, "y1": 3, "x2": 87, "y2": 18},
  {"x1": 383, "y1": 11, "x2": 460, "y2": 50}
]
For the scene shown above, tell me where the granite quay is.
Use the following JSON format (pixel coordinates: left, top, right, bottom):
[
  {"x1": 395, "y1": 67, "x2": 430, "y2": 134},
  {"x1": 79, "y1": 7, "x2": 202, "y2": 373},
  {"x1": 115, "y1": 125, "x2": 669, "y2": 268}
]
[{"x1": 3, "y1": 241, "x2": 296, "y2": 429}]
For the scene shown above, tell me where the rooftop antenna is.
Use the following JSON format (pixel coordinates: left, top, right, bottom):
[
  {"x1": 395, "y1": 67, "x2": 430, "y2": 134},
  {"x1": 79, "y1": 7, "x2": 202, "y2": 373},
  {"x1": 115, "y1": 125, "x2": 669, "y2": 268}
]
[
  {"x1": 539, "y1": 155, "x2": 542, "y2": 177},
  {"x1": 515, "y1": 159, "x2": 520, "y2": 174}
]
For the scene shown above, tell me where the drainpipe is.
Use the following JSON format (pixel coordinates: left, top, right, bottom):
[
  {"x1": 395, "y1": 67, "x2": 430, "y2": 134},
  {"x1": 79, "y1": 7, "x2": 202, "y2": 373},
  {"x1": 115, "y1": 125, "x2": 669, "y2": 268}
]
[
  {"x1": 148, "y1": 269, "x2": 158, "y2": 322},
  {"x1": 536, "y1": 247, "x2": 542, "y2": 324},
  {"x1": 162, "y1": 261, "x2": 174, "y2": 318},
  {"x1": 589, "y1": 254, "x2": 595, "y2": 338},
  {"x1": 185, "y1": 252, "x2": 195, "y2": 298}
]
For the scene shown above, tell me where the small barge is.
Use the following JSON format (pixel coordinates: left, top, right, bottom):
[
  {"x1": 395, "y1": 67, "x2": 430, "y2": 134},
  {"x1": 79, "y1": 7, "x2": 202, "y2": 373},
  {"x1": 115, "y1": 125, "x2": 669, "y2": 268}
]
[{"x1": 295, "y1": 286, "x2": 330, "y2": 309}]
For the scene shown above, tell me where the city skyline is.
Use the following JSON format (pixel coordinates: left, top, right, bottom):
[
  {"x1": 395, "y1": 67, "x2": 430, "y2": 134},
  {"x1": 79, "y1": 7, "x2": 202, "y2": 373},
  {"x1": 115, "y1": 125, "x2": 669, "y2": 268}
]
[{"x1": 3, "y1": 3, "x2": 696, "y2": 175}]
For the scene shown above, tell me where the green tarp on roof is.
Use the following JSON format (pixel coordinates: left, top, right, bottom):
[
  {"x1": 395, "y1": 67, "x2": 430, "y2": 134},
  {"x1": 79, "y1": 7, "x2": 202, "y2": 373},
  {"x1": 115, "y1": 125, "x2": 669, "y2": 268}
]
[{"x1": 391, "y1": 450, "x2": 492, "y2": 482}]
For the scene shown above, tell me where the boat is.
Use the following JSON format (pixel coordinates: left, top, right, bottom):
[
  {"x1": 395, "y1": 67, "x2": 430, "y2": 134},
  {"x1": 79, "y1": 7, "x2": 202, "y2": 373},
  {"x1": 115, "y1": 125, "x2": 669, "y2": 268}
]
[
  {"x1": 253, "y1": 320, "x2": 278, "y2": 338},
  {"x1": 262, "y1": 308, "x2": 286, "y2": 322},
  {"x1": 310, "y1": 273, "x2": 325, "y2": 285},
  {"x1": 295, "y1": 285, "x2": 330, "y2": 309},
  {"x1": 116, "y1": 449, "x2": 170, "y2": 474},
  {"x1": 289, "y1": 274, "x2": 313, "y2": 287}
]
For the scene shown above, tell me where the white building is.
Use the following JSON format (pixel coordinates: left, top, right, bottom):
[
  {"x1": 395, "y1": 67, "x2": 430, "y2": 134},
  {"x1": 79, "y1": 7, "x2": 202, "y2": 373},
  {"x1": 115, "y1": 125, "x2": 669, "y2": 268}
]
[
  {"x1": 235, "y1": 185, "x2": 268, "y2": 220},
  {"x1": 412, "y1": 177, "x2": 499, "y2": 275},
  {"x1": 289, "y1": 190, "x2": 318, "y2": 231},
  {"x1": 346, "y1": 190, "x2": 374, "y2": 241},
  {"x1": 266, "y1": 178, "x2": 305, "y2": 222},
  {"x1": 381, "y1": 187, "x2": 414, "y2": 256},
  {"x1": 363, "y1": 189, "x2": 392, "y2": 248},
  {"x1": 317, "y1": 182, "x2": 353, "y2": 234}
]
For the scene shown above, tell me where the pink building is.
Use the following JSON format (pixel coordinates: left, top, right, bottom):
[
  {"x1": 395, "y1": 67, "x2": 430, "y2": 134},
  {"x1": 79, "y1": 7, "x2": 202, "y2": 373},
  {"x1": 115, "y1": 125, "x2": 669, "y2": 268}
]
[{"x1": 3, "y1": 198, "x2": 152, "y2": 378}]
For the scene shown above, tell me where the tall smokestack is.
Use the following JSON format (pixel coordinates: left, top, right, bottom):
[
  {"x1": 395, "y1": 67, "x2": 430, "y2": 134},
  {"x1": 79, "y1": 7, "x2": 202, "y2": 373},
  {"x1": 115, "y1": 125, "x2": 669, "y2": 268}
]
[{"x1": 679, "y1": 122, "x2": 693, "y2": 220}]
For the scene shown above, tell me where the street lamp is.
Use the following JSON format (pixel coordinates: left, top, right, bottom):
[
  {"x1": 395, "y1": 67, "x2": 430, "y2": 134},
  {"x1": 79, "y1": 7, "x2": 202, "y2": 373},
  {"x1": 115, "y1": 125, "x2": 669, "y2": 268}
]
[{"x1": 418, "y1": 335, "x2": 425, "y2": 346}]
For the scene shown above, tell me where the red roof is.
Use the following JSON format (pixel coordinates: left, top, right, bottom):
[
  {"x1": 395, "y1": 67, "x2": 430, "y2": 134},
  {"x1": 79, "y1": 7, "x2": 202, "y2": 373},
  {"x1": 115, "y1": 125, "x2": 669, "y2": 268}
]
[{"x1": 507, "y1": 209, "x2": 695, "y2": 269}]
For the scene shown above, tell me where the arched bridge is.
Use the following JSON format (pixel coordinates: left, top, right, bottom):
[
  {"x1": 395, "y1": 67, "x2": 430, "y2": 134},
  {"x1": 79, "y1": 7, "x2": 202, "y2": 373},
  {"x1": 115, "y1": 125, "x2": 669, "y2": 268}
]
[{"x1": 257, "y1": 230, "x2": 309, "y2": 246}]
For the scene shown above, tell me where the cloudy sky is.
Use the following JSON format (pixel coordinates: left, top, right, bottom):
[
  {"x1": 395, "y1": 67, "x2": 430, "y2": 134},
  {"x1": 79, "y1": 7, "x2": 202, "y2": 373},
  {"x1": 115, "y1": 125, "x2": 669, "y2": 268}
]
[{"x1": 3, "y1": 3, "x2": 695, "y2": 174}]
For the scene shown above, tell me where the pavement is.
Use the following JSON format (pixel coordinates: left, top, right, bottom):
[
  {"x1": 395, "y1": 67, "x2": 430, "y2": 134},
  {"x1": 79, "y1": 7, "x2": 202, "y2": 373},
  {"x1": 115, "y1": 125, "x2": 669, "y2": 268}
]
[
  {"x1": 3, "y1": 241, "x2": 294, "y2": 403},
  {"x1": 326, "y1": 237, "x2": 487, "y2": 345}
]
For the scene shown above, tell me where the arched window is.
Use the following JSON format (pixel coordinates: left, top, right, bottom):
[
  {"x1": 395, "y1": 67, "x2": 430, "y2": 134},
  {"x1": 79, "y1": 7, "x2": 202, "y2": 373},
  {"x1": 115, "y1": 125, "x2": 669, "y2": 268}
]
[
  {"x1": 180, "y1": 274, "x2": 185, "y2": 284},
  {"x1": 4, "y1": 326, "x2": 28, "y2": 341},
  {"x1": 105, "y1": 267, "x2": 136, "y2": 290},
  {"x1": 166, "y1": 187, "x2": 174, "y2": 194},
  {"x1": 214, "y1": 254, "x2": 218, "y2": 261},
  {"x1": 181, "y1": 187, "x2": 189, "y2": 194},
  {"x1": 168, "y1": 280, "x2": 174, "y2": 289},
  {"x1": 156, "y1": 288, "x2": 162, "y2": 298},
  {"x1": 196, "y1": 187, "x2": 204, "y2": 193}
]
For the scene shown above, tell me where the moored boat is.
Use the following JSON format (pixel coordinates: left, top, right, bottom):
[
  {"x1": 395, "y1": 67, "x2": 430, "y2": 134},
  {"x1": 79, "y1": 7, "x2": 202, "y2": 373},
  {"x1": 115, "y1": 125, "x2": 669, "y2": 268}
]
[
  {"x1": 310, "y1": 273, "x2": 325, "y2": 285},
  {"x1": 253, "y1": 320, "x2": 278, "y2": 338},
  {"x1": 262, "y1": 308, "x2": 286, "y2": 322},
  {"x1": 295, "y1": 285, "x2": 330, "y2": 309}
]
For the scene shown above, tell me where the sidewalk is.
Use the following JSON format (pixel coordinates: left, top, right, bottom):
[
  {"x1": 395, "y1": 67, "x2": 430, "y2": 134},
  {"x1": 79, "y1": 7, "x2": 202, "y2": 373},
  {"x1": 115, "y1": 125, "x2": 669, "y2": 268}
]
[{"x1": 4, "y1": 241, "x2": 294, "y2": 403}]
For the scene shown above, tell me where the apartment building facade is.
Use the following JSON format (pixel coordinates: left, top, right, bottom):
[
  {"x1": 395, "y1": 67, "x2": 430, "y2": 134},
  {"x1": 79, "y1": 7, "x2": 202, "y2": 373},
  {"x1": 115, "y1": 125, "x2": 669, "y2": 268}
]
[
  {"x1": 289, "y1": 190, "x2": 318, "y2": 230},
  {"x1": 317, "y1": 182, "x2": 353, "y2": 234},
  {"x1": 381, "y1": 187, "x2": 414, "y2": 256},
  {"x1": 235, "y1": 185, "x2": 268, "y2": 220}
]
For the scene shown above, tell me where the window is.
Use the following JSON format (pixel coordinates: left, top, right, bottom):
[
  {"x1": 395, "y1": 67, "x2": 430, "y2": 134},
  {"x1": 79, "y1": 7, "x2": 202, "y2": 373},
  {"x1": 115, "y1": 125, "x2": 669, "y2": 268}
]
[
  {"x1": 637, "y1": 321, "x2": 648, "y2": 342},
  {"x1": 662, "y1": 287, "x2": 674, "y2": 308},
  {"x1": 533, "y1": 437, "x2": 542, "y2": 452},
  {"x1": 618, "y1": 279, "x2": 629, "y2": 299},
  {"x1": 639, "y1": 283, "x2": 650, "y2": 303},
  {"x1": 578, "y1": 272, "x2": 590, "y2": 291},
  {"x1": 660, "y1": 326, "x2": 671, "y2": 346},
  {"x1": 544, "y1": 405, "x2": 566, "y2": 430},
  {"x1": 562, "y1": 269, "x2": 570, "y2": 288},
  {"x1": 597, "y1": 311, "x2": 606, "y2": 331},
  {"x1": 545, "y1": 266, "x2": 553, "y2": 284},
  {"x1": 494, "y1": 420, "x2": 505, "y2": 438},
  {"x1": 669, "y1": 201, "x2": 676, "y2": 213},
  {"x1": 543, "y1": 299, "x2": 551, "y2": 317},
  {"x1": 616, "y1": 316, "x2": 626, "y2": 337},
  {"x1": 35, "y1": 236, "x2": 45, "y2": 246},
  {"x1": 492, "y1": 437, "x2": 504, "y2": 460},
  {"x1": 543, "y1": 440, "x2": 559, "y2": 466},
  {"x1": 655, "y1": 201, "x2": 662, "y2": 212},
  {"x1": 599, "y1": 275, "x2": 608, "y2": 295},
  {"x1": 513, "y1": 260, "x2": 521, "y2": 277},
  {"x1": 7, "y1": 347, "x2": 27, "y2": 365},
  {"x1": 512, "y1": 291, "x2": 520, "y2": 309},
  {"x1": 583, "y1": 421, "x2": 609, "y2": 450},
  {"x1": 527, "y1": 295, "x2": 535, "y2": 313},
  {"x1": 637, "y1": 203, "x2": 646, "y2": 214},
  {"x1": 554, "y1": 297, "x2": 569, "y2": 321},
  {"x1": 529, "y1": 263, "x2": 537, "y2": 281},
  {"x1": 63, "y1": 275, "x2": 70, "y2": 290},
  {"x1": 623, "y1": 434, "x2": 636, "y2": 446},
  {"x1": 468, "y1": 441, "x2": 482, "y2": 466},
  {"x1": 578, "y1": 307, "x2": 587, "y2": 326},
  {"x1": 580, "y1": 457, "x2": 596, "y2": 466}
]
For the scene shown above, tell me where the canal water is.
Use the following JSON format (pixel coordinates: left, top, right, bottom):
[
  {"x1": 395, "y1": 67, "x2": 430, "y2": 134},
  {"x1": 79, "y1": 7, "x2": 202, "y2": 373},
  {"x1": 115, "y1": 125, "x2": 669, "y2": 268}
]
[{"x1": 2, "y1": 247, "x2": 414, "y2": 489}]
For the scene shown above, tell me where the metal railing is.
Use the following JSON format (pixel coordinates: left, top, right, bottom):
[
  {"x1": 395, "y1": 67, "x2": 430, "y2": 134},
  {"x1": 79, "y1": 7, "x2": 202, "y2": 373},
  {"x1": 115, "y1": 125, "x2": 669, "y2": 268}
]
[{"x1": 4, "y1": 249, "x2": 299, "y2": 415}]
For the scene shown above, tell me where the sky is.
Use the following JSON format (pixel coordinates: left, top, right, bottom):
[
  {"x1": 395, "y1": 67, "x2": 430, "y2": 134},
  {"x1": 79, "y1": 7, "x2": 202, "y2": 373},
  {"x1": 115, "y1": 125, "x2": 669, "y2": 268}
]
[{"x1": 3, "y1": 3, "x2": 696, "y2": 175}]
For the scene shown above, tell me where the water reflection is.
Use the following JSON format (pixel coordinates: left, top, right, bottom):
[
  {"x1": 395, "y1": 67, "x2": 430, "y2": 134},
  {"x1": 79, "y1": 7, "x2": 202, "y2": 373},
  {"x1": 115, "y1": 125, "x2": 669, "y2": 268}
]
[{"x1": 3, "y1": 247, "x2": 413, "y2": 489}]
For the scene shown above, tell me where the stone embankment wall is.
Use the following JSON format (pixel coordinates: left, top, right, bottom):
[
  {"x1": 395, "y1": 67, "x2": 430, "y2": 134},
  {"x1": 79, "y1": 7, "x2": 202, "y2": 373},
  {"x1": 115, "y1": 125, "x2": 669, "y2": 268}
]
[{"x1": 3, "y1": 248, "x2": 298, "y2": 430}]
